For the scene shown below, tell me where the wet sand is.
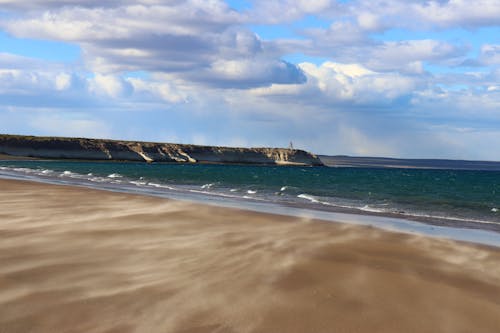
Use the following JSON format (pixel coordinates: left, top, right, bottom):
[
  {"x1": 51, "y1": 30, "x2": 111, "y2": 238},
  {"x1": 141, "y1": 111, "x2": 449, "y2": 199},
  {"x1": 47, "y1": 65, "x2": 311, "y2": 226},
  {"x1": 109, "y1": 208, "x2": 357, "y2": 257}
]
[{"x1": 1, "y1": 179, "x2": 500, "y2": 333}]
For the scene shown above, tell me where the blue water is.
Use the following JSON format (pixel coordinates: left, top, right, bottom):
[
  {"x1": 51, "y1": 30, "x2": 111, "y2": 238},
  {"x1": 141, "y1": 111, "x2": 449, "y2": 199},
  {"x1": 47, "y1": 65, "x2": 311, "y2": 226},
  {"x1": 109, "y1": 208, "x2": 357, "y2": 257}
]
[{"x1": 1, "y1": 160, "x2": 499, "y2": 228}]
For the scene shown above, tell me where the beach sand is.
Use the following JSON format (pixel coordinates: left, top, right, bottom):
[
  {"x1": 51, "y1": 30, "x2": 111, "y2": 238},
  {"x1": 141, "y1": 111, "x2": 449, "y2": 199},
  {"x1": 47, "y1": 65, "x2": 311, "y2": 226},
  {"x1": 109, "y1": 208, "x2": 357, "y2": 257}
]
[{"x1": 1, "y1": 179, "x2": 500, "y2": 333}]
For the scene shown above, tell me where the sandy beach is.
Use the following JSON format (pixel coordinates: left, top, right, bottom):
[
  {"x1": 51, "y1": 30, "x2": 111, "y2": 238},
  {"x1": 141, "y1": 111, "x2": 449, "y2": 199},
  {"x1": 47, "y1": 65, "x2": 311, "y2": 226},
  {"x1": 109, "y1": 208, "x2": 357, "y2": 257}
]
[{"x1": 1, "y1": 179, "x2": 500, "y2": 333}]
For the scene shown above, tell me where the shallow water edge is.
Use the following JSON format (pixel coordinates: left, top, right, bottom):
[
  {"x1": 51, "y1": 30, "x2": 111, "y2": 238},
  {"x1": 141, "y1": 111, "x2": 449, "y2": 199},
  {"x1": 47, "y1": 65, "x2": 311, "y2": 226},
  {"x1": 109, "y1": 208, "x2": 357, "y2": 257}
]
[{"x1": 1, "y1": 169, "x2": 500, "y2": 248}]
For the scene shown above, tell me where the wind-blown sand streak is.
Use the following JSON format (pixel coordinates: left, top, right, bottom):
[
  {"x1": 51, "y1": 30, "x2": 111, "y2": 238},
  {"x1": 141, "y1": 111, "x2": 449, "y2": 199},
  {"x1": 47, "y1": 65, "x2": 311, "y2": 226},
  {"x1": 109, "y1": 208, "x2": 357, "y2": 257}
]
[{"x1": 1, "y1": 179, "x2": 500, "y2": 333}]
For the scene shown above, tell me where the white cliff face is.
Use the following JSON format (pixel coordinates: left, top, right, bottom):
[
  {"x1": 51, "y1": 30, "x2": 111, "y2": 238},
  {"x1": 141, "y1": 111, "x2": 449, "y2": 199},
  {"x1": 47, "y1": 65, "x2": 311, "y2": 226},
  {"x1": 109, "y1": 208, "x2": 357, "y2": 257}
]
[{"x1": 0, "y1": 135, "x2": 324, "y2": 166}]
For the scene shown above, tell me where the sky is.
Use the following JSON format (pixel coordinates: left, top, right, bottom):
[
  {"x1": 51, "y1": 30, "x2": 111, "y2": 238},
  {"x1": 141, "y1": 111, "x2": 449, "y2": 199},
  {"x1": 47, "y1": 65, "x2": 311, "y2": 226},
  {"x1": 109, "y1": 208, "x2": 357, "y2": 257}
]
[{"x1": 0, "y1": 0, "x2": 499, "y2": 160}]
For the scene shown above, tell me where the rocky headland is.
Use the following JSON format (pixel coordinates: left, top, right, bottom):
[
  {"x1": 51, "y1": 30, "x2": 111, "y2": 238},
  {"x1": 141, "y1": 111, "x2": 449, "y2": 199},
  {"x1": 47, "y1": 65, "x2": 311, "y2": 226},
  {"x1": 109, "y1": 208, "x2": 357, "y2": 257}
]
[{"x1": 0, "y1": 134, "x2": 323, "y2": 166}]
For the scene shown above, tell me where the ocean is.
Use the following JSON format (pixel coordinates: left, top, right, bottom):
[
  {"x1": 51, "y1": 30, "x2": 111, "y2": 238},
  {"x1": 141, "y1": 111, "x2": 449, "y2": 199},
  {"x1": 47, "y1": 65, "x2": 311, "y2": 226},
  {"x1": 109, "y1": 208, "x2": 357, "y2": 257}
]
[{"x1": 1, "y1": 160, "x2": 499, "y2": 233}]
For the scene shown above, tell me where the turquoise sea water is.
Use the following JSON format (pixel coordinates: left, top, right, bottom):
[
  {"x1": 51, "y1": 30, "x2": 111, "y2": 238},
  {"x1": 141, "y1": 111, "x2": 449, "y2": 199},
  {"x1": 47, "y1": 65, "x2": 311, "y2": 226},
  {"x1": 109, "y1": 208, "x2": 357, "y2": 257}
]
[{"x1": 1, "y1": 160, "x2": 499, "y2": 230}]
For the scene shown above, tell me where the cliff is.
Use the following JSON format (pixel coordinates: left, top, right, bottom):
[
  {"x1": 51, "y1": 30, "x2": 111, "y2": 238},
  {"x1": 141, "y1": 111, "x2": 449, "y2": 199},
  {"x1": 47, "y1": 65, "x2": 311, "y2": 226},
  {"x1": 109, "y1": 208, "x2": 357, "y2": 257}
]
[{"x1": 0, "y1": 134, "x2": 324, "y2": 166}]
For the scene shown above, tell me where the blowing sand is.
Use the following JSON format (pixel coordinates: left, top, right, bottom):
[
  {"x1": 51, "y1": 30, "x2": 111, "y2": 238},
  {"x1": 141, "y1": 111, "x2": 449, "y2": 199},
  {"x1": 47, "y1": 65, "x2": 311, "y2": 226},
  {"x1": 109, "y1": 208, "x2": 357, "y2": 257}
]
[{"x1": 1, "y1": 179, "x2": 500, "y2": 333}]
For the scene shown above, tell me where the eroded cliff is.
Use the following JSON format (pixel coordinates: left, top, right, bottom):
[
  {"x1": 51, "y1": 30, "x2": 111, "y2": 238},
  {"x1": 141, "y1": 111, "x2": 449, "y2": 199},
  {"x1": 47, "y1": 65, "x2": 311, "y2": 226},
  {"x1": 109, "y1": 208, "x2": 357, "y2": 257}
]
[{"x1": 0, "y1": 135, "x2": 323, "y2": 166}]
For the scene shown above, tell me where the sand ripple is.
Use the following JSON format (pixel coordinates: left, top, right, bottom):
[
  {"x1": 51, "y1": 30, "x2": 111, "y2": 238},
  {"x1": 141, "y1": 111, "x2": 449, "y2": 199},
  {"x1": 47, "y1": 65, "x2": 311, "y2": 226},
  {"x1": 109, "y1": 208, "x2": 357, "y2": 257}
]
[{"x1": 1, "y1": 179, "x2": 500, "y2": 333}]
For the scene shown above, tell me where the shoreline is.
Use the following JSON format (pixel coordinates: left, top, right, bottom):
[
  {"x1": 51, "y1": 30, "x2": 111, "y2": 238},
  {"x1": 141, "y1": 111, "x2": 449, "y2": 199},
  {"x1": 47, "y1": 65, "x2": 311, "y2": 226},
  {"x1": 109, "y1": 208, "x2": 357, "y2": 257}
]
[
  {"x1": 1, "y1": 178, "x2": 500, "y2": 332},
  {"x1": 2, "y1": 158, "x2": 499, "y2": 236},
  {"x1": 1, "y1": 171, "x2": 500, "y2": 248}
]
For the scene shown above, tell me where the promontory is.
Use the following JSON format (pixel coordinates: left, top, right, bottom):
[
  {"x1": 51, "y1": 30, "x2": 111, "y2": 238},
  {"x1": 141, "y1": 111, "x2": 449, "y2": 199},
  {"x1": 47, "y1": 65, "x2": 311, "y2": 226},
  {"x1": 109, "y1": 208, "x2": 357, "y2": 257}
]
[{"x1": 0, "y1": 134, "x2": 323, "y2": 166}]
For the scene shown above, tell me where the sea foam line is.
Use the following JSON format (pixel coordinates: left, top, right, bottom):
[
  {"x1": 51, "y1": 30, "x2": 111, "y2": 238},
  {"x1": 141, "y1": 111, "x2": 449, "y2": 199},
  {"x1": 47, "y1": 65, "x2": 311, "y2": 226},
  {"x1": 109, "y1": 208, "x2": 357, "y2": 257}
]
[{"x1": 297, "y1": 193, "x2": 500, "y2": 227}]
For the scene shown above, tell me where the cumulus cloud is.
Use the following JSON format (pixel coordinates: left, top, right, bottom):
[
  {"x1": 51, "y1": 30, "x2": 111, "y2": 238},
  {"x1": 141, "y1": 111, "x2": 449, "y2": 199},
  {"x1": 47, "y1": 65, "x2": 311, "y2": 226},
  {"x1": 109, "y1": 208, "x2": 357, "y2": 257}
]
[
  {"x1": 0, "y1": 1, "x2": 305, "y2": 87},
  {"x1": 0, "y1": 52, "x2": 190, "y2": 109},
  {"x1": 246, "y1": 0, "x2": 500, "y2": 29},
  {"x1": 356, "y1": 12, "x2": 382, "y2": 31},
  {"x1": 3, "y1": 3, "x2": 240, "y2": 40},
  {"x1": 252, "y1": 62, "x2": 419, "y2": 105},
  {"x1": 297, "y1": 26, "x2": 467, "y2": 73},
  {"x1": 303, "y1": 21, "x2": 369, "y2": 47},
  {"x1": 54, "y1": 73, "x2": 73, "y2": 91},
  {"x1": 185, "y1": 59, "x2": 306, "y2": 88},
  {"x1": 408, "y1": 0, "x2": 500, "y2": 28},
  {"x1": 90, "y1": 74, "x2": 133, "y2": 98},
  {"x1": 127, "y1": 76, "x2": 187, "y2": 103},
  {"x1": 365, "y1": 40, "x2": 467, "y2": 72},
  {"x1": 0, "y1": 66, "x2": 69, "y2": 102},
  {"x1": 244, "y1": 0, "x2": 342, "y2": 23}
]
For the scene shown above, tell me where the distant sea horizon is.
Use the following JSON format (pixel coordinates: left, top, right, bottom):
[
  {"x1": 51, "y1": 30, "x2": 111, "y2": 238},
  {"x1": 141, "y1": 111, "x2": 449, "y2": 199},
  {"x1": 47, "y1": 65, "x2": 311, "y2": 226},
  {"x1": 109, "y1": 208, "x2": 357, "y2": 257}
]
[{"x1": 319, "y1": 155, "x2": 500, "y2": 171}]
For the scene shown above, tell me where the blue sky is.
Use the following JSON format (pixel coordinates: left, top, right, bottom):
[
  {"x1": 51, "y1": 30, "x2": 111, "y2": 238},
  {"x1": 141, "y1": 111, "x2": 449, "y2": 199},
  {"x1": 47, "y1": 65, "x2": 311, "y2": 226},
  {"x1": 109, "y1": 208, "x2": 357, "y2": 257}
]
[{"x1": 0, "y1": 0, "x2": 499, "y2": 160}]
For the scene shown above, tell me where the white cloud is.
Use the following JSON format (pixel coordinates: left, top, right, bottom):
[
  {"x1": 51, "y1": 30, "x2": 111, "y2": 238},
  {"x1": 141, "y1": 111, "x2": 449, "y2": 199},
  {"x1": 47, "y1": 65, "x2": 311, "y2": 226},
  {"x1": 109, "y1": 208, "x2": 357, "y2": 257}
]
[
  {"x1": 0, "y1": 52, "x2": 188, "y2": 108},
  {"x1": 297, "y1": 0, "x2": 332, "y2": 13},
  {"x1": 356, "y1": 12, "x2": 382, "y2": 31},
  {"x1": 253, "y1": 61, "x2": 418, "y2": 105},
  {"x1": 316, "y1": 63, "x2": 374, "y2": 77},
  {"x1": 304, "y1": 21, "x2": 368, "y2": 46},
  {"x1": 244, "y1": 0, "x2": 341, "y2": 23},
  {"x1": 365, "y1": 40, "x2": 465, "y2": 71},
  {"x1": 194, "y1": 58, "x2": 306, "y2": 88},
  {"x1": 0, "y1": 1, "x2": 305, "y2": 87},
  {"x1": 0, "y1": 68, "x2": 52, "y2": 92},
  {"x1": 478, "y1": 44, "x2": 500, "y2": 66},
  {"x1": 127, "y1": 77, "x2": 187, "y2": 103},
  {"x1": 55, "y1": 73, "x2": 72, "y2": 90},
  {"x1": 247, "y1": 0, "x2": 500, "y2": 29},
  {"x1": 409, "y1": 0, "x2": 500, "y2": 28},
  {"x1": 90, "y1": 74, "x2": 132, "y2": 98},
  {"x1": 299, "y1": 30, "x2": 466, "y2": 73}
]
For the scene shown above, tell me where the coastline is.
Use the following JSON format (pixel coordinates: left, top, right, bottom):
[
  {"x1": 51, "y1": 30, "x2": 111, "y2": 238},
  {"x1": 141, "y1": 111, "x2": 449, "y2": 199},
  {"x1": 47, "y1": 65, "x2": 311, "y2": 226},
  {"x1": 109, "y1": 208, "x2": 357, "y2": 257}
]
[
  {"x1": 1, "y1": 166, "x2": 500, "y2": 247},
  {"x1": 1, "y1": 178, "x2": 500, "y2": 332}
]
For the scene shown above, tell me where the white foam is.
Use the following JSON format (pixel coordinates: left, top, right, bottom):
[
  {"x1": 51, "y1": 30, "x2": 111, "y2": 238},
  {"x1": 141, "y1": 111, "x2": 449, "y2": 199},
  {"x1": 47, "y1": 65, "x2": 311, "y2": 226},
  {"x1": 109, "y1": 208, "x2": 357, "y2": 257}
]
[
  {"x1": 14, "y1": 167, "x2": 33, "y2": 173},
  {"x1": 89, "y1": 177, "x2": 108, "y2": 183},
  {"x1": 130, "y1": 180, "x2": 147, "y2": 186},
  {"x1": 189, "y1": 189, "x2": 257, "y2": 200},
  {"x1": 247, "y1": 190, "x2": 257, "y2": 194},
  {"x1": 201, "y1": 183, "x2": 214, "y2": 189},
  {"x1": 297, "y1": 193, "x2": 320, "y2": 203},
  {"x1": 298, "y1": 194, "x2": 366, "y2": 210},
  {"x1": 280, "y1": 186, "x2": 288, "y2": 192},
  {"x1": 492, "y1": 208, "x2": 498, "y2": 213},
  {"x1": 107, "y1": 173, "x2": 122, "y2": 178},
  {"x1": 148, "y1": 182, "x2": 174, "y2": 190},
  {"x1": 360, "y1": 205, "x2": 385, "y2": 213},
  {"x1": 59, "y1": 170, "x2": 75, "y2": 177},
  {"x1": 297, "y1": 194, "x2": 500, "y2": 227}
]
